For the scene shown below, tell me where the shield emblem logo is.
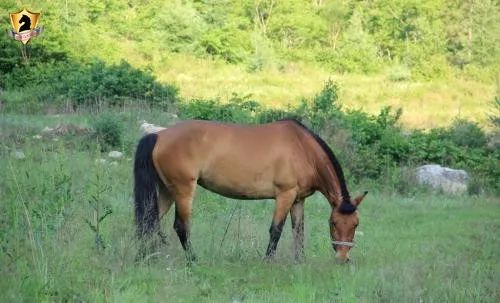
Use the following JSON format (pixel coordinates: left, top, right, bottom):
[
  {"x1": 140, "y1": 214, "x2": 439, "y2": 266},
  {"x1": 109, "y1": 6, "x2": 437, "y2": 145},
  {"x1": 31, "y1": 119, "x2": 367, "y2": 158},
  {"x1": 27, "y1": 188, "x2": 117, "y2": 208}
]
[{"x1": 9, "y1": 9, "x2": 42, "y2": 44}]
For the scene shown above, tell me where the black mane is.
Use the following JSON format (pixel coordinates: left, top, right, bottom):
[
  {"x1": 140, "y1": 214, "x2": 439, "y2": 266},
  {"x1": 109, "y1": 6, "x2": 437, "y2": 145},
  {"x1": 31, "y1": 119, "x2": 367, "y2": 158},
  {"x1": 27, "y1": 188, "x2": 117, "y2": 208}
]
[{"x1": 285, "y1": 119, "x2": 356, "y2": 214}]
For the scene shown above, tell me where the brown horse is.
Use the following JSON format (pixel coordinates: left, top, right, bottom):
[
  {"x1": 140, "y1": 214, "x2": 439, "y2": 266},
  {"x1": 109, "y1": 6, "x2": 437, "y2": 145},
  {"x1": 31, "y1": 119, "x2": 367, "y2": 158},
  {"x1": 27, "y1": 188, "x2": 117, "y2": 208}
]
[{"x1": 134, "y1": 119, "x2": 367, "y2": 262}]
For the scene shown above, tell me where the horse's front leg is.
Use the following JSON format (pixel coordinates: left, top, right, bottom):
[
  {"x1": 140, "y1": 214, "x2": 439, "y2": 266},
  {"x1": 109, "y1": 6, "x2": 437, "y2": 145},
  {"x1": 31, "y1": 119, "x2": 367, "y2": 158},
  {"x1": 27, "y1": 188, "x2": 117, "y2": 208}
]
[
  {"x1": 265, "y1": 189, "x2": 297, "y2": 259},
  {"x1": 290, "y1": 198, "x2": 305, "y2": 262}
]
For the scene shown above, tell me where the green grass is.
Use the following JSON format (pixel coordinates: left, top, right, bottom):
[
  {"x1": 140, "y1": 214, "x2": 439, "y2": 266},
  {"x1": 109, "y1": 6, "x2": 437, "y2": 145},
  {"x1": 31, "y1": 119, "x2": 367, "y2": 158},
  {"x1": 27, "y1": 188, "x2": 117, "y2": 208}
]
[{"x1": 1, "y1": 113, "x2": 499, "y2": 302}]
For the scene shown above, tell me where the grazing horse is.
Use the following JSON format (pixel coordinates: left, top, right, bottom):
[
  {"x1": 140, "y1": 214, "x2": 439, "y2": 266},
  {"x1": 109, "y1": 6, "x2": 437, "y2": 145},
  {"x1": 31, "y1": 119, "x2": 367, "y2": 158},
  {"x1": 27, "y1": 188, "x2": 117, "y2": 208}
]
[{"x1": 134, "y1": 119, "x2": 367, "y2": 262}]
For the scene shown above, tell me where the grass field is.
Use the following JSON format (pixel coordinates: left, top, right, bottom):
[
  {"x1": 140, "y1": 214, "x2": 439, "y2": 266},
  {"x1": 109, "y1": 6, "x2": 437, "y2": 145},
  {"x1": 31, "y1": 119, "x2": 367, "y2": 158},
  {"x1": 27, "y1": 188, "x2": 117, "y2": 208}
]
[
  {"x1": 151, "y1": 54, "x2": 497, "y2": 129},
  {"x1": 1, "y1": 112, "x2": 499, "y2": 302}
]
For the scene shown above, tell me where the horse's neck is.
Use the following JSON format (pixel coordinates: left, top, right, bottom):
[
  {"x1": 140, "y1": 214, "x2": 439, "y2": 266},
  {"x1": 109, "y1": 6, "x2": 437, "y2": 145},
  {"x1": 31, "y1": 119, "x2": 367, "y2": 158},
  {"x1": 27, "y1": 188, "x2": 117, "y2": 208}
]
[
  {"x1": 315, "y1": 164, "x2": 342, "y2": 207},
  {"x1": 304, "y1": 145, "x2": 342, "y2": 206},
  {"x1": 296, "y1": 126, "x2": 343, "y2": 207}
]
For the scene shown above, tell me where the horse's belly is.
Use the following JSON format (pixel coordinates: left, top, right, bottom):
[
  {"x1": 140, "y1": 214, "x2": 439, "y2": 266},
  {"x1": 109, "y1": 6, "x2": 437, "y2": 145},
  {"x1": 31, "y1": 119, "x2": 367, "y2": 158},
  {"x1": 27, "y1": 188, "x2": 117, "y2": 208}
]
[{"x1": 197, "y1": 173, "x2": 276, "y2": 200}]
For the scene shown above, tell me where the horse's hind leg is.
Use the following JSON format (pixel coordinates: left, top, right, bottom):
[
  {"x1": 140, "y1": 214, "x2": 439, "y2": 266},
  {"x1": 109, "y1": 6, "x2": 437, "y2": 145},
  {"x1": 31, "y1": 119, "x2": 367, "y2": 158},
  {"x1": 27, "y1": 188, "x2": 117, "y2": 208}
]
[
  {"x1": 265, "y1": 189, "x2": 297, "y2": 259},
  {"x1": 171, "y1": 180, "x2": 197, "y2": 263},
  {"x1": 157, "y1": 184, "x2": 174, "y2": 245},
  {"x1": 290, "y1": 198, "x2": 305, "y2": 262},
  {"x1": 158, "y1": 183, "x2": 174, "y2": 219}
]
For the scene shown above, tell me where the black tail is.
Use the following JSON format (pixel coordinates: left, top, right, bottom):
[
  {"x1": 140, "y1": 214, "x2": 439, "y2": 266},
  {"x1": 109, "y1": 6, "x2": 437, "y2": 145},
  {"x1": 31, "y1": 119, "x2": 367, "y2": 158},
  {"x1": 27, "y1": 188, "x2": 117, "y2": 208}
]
[{"x1": 134, "y1": 133, "x2": 160, "y2": 239}]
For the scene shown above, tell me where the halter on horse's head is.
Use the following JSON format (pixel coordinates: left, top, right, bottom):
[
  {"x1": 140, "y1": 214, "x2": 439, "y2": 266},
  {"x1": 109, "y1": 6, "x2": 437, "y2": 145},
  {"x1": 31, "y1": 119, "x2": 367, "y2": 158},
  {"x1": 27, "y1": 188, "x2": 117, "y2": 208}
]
[{"x1": 329, "y1": 193, "x2": 367, "y2": 262}]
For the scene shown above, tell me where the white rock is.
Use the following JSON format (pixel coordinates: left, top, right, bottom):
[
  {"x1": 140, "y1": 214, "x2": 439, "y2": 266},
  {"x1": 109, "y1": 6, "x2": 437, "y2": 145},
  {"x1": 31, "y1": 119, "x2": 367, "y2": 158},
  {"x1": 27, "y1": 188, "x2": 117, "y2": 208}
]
[
  {"x1": 415, "y1": 164, "x2": 469, "y2": 194},
  {"x1": 41, "y1": 126, "x2": 53, "y2": 134},
  {"x1": 13, "y1": 151, "x2": 25, "y2": 160},
  {"x1": 108, "y1": 151, "x2": 123, "y2": 159},
  {"x1": 140, "y1": 122, "x2": 166, "y2": 134},
  {"x1": 33, "y1": 135, "x2": 42, "y2": 139}
]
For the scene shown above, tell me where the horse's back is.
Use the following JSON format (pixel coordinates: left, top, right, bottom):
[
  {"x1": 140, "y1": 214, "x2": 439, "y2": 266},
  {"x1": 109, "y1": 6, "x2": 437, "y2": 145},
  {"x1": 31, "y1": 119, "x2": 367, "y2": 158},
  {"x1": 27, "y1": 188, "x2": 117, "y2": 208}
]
[
  {"x1": 153, "y1": 120, "x2": 315, "y2": 199},
  {"x1": 155, "y1": 120, "x2": 298, "y2": 155}
]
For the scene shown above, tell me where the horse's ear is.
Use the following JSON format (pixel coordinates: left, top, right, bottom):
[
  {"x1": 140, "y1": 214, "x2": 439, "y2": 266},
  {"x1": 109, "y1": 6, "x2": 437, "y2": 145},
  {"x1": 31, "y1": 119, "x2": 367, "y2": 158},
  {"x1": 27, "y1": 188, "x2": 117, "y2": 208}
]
[{"x1": 352, "y1": 191, "x2": 368, "y2": 206}]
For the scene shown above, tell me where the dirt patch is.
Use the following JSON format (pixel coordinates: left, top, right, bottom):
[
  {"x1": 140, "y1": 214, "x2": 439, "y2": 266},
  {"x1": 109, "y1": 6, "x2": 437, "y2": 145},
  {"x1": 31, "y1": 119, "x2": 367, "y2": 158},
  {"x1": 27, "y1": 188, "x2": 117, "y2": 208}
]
[{"x1": 40, "y1": 124, "x2": 91, "y2": 137}]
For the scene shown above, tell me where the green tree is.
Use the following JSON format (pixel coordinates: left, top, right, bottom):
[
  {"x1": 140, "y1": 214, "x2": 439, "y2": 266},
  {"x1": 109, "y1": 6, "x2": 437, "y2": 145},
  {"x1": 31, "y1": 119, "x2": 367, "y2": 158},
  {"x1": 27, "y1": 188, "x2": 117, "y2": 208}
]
[{"x1": 319, "y1": 8, "x2": 381, "y2": 73}]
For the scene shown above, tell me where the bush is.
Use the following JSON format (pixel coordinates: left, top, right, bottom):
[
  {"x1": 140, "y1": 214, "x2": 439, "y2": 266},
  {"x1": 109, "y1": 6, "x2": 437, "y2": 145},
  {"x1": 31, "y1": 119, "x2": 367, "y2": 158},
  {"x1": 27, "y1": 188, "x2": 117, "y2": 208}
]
[
  {"x1": 3, "y1": 60, "x2": 179, "y2": 111},
  {"x1": 92, "y1": 113, "x2": 124, "y2": 150},
  {"x1": 200, "y1": 28, "x2": 250, "y2": 63},
  {"x1": 488, "y1": 95, "x2": 500, "y2": 128},
  {"x1": 178, "y1": 98, "x2": 255, "y2": 122},
  {"x1": 179, "y1": 94, "x2": 262, "y2": 123},
  {"x1": 257, "y1": 108, "x2": 295, "y2": 123},
  {"x1": 0, "y1": 29, "x2": 68, "y2": 88},
  {"x1": 445, "y1": 119, "x2": 487, "y2": 148},
  {"x1": 297, "y1": 79, "x2": 343, "y2": 131}
]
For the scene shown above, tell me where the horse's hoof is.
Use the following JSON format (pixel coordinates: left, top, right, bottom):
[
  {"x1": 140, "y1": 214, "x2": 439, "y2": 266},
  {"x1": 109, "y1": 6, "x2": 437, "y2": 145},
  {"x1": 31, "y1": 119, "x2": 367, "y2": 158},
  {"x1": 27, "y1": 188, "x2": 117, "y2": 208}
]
[
  {"x1": 186, "y1": 252, "x2": 197, "y2": 266},
  {"x1": 293, "y1": 256, "x2": 306, "y2": 264},
  {"x1": 263, "y1": 254, "x2": 275, "y2": 263}
]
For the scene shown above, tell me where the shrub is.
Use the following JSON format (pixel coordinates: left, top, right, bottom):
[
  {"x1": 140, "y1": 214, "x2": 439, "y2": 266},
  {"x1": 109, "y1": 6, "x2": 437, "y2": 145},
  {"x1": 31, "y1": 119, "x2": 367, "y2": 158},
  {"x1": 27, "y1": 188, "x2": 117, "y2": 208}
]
[
  {"x1": 179, "y1": 94, "x2": 262, "y2": 123},
  {"x1": 257, "y1": 108, "x2": 294, "y2": 123},
  {"x1": 178, "y1": 98, "x2": 254, "y2": 122},
  {"x1": 92, "y1": 113, "x2": 124, "y2": 150},
  {"x1": 487, "y1": 95, "x2": 500, "y2": 127},
  {"x1": 446, "y1": 119, "x2": 487, "y2": 148},
  {"x1": 68, "y1": 60, "x2": 179, "y2": 108},
  {"x1": 3, "y1": 60, "x2": 179, "y2": 111},
  {"x1": 298, "y1": 79, "x2": 343, "y2": 131},
  {"x1": 200, "y1": 28, "x2": 250, "y2": 63},
  {"x1": 0, "y1": 29, "x2": 68, "y2": 88}
]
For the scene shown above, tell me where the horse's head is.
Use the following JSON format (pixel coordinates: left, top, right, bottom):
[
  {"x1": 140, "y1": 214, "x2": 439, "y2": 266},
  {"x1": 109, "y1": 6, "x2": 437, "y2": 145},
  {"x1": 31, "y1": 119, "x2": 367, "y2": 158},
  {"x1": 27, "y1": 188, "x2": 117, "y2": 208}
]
[{"x1": 329, "y1": 191, "x2": 367, "y2": 263}]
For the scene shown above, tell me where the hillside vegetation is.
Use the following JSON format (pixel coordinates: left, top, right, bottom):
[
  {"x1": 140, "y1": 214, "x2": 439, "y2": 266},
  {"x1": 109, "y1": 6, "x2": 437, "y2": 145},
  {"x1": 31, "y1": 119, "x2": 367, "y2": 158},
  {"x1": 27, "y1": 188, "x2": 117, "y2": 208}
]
[{"x1": 1, "y1": 0, "x2": 499, "y2": 127}]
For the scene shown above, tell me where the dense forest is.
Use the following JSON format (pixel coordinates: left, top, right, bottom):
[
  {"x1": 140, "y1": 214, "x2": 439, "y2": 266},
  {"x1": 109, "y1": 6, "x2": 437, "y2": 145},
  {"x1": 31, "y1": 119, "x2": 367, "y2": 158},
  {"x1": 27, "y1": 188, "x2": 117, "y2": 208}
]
[{"x1": 1, "y1": 0, "x2": 498, "y2": 79}]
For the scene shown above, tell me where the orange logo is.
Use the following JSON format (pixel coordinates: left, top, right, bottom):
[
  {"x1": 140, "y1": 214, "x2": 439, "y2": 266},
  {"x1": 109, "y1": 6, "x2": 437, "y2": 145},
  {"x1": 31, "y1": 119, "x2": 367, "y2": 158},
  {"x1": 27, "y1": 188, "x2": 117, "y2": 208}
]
[{"x1": 8, "y1": 8, "x2": 43, "y2": 44}]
